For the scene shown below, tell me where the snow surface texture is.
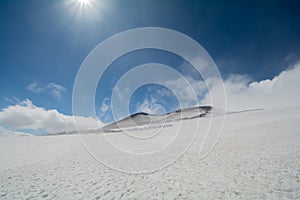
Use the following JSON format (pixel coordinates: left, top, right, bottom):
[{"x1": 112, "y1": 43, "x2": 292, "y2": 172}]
[{"x1": 0, "y1": 106, "x2": 300, "y2": 199}]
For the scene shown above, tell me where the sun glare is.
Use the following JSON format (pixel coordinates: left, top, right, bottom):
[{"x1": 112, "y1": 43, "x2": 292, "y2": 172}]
[
  {"x1": 77, "y1": 0, "x2": 91, "y2": 5},
  {"x1": 69, "y1": 0, "x2": 102, "y2": 20}
]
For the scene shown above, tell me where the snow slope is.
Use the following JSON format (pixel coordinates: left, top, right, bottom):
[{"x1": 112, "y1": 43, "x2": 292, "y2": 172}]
[{"x1": 0, "y1": 106, "x2": 299, "y2": 199}]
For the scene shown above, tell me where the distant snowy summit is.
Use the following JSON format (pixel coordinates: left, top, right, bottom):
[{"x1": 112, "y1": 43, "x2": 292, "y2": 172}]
[{"x1": 101, "y1": 106, "x2": 226, "y2": 132}]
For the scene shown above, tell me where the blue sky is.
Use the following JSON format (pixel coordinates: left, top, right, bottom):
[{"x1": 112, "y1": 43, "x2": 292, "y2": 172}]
[{"x1": 0, "y1": 0, "x2": 300, "y2": 134}]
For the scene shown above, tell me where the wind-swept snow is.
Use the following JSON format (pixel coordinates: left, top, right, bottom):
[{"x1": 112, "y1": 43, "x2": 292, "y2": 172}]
[{"x1": 0, "y1": 106, "x2": 299, "y2": 199}]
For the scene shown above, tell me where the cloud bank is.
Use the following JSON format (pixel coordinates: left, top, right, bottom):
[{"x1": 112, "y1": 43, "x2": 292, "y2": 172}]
[
  {"x1": 201, "y1": 62, "x2": 300, "y2": 110},
  {"x1": 134, "y1": 62, "x2": 300, "y2": 113},
  {"x1": 0, "y1": 99, "x2": 103, "y2": 135}
]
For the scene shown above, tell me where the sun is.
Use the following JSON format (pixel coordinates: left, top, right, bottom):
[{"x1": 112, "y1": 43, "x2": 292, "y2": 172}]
[{"x1": 69, "y1": 0, "x2": 101, "y2": 20}]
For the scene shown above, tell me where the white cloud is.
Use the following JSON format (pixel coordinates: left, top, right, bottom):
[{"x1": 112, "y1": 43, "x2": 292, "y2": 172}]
[
  {"x1": 136, "y1": 97, "x2": 166, "y2": 115},
  {"x1": 98, "y1": 98, "x2": 111, "y2": 123},
  {"x1": 26, "y1": 82, "x2": 44, "y2": 93},
  {"x1": 164, "y1": 76, "x2": 207, "y2": 108},
  {"x1": 0, "y1": 99, "x2": 103, "y2": 135},
  {"x1": 3, "y1": 96, "x2": 21, "y2": 104},
  {"x1": 201, "y1": 62, "x2": 300, "y2": 110},
  {"x1": 26, "y1": 82, "x2": 66, "y2": 100},
  {"x1": 112, "y1": 76, "x2": 207, "y2": 115},
  {"x1": 100, "y1": 98, "x2": 110, "y2": 113},
  {"x1": 46, "y1": 82, "x2": 66, "y2": 99}
]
